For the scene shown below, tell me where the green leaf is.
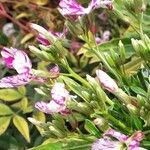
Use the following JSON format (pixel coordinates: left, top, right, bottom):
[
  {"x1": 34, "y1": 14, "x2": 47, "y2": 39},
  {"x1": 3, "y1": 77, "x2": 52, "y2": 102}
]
[
  {"x1": 132, "y1": 116, "x2": 143, "y2": 130},
  {"x1": 17, "y1": 86, "x2": 26, "y2": 96},
  {"x1": 29, "y1": 142, "x2": 62, "y2": 150},
  {"x1": 0, "y1": 116, "x2": 11, "y2": 135},
  {"x1": 33, "y1": 111, "x2": 46, "y2": 134},
  {"x1": 85, "y1": 119, "x2": 100, "y2": 137},
  {"x1": 0, "y1": 103, "x2": 13, "y2": 116},
  {"x1": 61, "y1": 76, "x2": 92, "y2": 103},
  {"x1": 0, "y1": 89, "x2": 23, "y2": 101},
  {"x1": 0, "y1": 32, "x2": 9, "y2": 45},
  {"x1": 130, "y1": 86, "x2": 147, "y2": 96},
  {"x1": 13, "y1": 115, "x2": 30, "y2": 143},
  {"x1": 30, "y1": 137, "x2": 92, "y2": 150}
]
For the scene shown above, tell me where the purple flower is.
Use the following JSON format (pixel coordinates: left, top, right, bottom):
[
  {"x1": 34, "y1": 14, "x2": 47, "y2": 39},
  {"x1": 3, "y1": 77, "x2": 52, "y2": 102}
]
[
  {"x1": 1, "y1": 47, "x2": 32, "y2": 74},
  {"x1": 35, "y1": 82, "x2": 70, "y2": 115},
  {"x1": 96, "y1": 69, "x2": 118, "y2": 93},
  {"x1": 58, "y1": 0, "x2": 91, "y2": 18},
  {"x1": 58, "y1": 0, "x2": 113, "y2": 19},
  {"x1": 36, "y1": 34, "x2": 51, "y2": 46},
  {"x1": 95, "y1": 30, "x2": 111, "y2": 45},
  {"x1": 30, "y1": 23, "x2": 65, "y2": 46},
  {"x1": 89, "y1": 0, "x2": 113, "y2": 10},
  {"x1": 92, "y1": 137, "x2": 123, "y2": 150},
  {"x1": 91, "y1": 129, "x2": 146, "y2": 150},
  {"x1": 0, "y1": 47, "x2": 46, "y2": 88},
  {"x1": 0, "y1": 73, "x2": 33, "y2": 88},
  {"x1": 105, "y1": 129, "x2": 128, "y2": 142},
  {"x1": 51, "y1": 82, "x2": 69, "y2": 104}
]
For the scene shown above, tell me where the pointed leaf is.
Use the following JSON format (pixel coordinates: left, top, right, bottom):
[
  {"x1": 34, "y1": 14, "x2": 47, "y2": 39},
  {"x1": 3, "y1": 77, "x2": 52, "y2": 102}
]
[
  {"x1": 13, "y1": 115, "x2": 30, "y2": 142},
  {"x1": 0, "y1": 103, "x2": 13, "y2": 116},
  {"x1": 0, "y1": 116, "x2": 11, "y2": 135},
  {"x1": 0, "y1": 89, "x2": 23, "y2": 101},
  {"x1": 85, "y1": 119, "x2": 100, "y2": 137}
]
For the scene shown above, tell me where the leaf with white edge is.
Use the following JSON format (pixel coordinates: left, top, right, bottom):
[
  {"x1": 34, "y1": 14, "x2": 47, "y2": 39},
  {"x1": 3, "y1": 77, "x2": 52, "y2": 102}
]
[
  {"x1": 0, "y1": 89, "x2": 23, "y2": 101},
  {"x1": 0, "y1": 103, "x2": 13, "y2": 116},
  {"x1": 13, "y1": 115, "x2": 30, "y2": 143},
  {"x1": 0, "y1": 116, "x2": 11, "y2": 135}
]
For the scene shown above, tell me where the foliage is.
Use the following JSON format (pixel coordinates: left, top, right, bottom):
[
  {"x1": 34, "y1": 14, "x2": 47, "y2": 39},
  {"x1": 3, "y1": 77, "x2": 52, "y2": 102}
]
[{"x1": 0, "y1": 0, "x2": 150, "y2": 150}]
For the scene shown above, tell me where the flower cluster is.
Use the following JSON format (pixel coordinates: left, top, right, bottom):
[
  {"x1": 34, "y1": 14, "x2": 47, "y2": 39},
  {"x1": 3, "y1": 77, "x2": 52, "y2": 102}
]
[
  {"x1": 35, "y1": 82, "x2": 70, "y2": 115},
  {"x1": 92, "y1": 129, "x2": 146, "y2": 150}
]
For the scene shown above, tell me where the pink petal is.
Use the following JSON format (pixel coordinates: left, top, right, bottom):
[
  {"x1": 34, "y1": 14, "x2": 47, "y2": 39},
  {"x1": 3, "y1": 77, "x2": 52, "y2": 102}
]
[{"x1": 0, "y1": 73, "x2": 33, "y2": 88}]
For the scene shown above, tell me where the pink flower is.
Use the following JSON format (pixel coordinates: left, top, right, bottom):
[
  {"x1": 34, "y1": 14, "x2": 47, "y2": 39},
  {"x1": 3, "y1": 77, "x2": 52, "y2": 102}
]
[
  {"x1": 1, "y1": 47, "x2": 32, "y2": 74},
  {"x1": 35, "y1": 82, "x2": 70, "y2": 115},
  {"x1": 89, "y1": 0, "x2": 113, "y2": 10},
  {"x1": 92, "y1": 137, "x2": 123, "y2": 150},
  {"x1": 0, "y1": 73, "x2": 33, "y2": 88},
  {"x1": 105, "y1": 129, "x2": 128, "y2": 142},
  {"x1": 58, "y1": 0, "x2": 91, "y2": 18},
  {"x1": 95, "y1": 30, "x2": 111, "y2": 45},
  {"x1": 0, "y1": 47, "x2": 45, "y2": 88},
  {"x1": 96, "y1": 69, "x2": 118, "y2": 93},
  {"x1": 30, "y1": 23, "x2": 65, "y2": 46},
  {"x1": 92, "y1": 129, "x2": 146, "y2": 150},
  {"x1": 49, "y1": 64, "x2": 60, "y2": 77},
  {"x1": 58, "y1": 0, "x2": 113, "y2": 19},
  {"x1": 51, "y1": 83, "x2": 69, "y2": 104}
]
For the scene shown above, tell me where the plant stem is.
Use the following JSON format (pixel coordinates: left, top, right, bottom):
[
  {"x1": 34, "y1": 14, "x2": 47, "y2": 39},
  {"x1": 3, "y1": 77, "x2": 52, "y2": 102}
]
[
  {"x1": 61, "y1": 58, "x2": 91, "y2": 88},
  {"x1": 107, "y1": 114, "x2": 132, "y2": 133}
]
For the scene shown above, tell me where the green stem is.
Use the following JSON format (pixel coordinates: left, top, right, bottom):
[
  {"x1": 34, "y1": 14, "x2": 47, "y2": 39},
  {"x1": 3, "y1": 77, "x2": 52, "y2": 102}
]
[
  {"x1": 107, "y1": 114, "x2": 132, "y2": 133},
  {"x1": 61, "y1": 58, "x2": 91, "y2": 88}
]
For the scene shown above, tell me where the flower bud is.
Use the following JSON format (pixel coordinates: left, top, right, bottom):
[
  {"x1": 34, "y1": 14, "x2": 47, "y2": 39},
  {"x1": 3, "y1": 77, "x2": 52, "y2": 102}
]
[
  {"x1": 93, "y1": 117, "x2": 109, "y2": 131},
  {"x1": 96, "y1": 69, "x2": 118, "y2": 93}
]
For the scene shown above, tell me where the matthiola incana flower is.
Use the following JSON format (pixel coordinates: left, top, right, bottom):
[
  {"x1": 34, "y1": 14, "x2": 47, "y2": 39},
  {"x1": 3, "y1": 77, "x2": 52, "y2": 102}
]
[
  {"x1": 35, "y1": 82, "x2": 70, "y2": 115},
  {"x1": 92, "y1": 129, "x2": 146, "y2": 150},
  {"x1": 96, "y1": 69, "x2": 118, "y2": 93}
]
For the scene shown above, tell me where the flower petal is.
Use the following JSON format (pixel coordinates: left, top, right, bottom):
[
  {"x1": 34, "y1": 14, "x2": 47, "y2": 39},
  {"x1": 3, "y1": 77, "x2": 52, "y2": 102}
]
[{"x1": 0, "y1": 73, "x2": 33, "y2": 88}]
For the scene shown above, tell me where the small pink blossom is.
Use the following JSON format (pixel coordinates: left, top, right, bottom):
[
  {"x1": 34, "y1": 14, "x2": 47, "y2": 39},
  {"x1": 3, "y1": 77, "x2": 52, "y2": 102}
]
[
  {"x1": 89, "y1": 0, "x2": 113, "y2": 10},
  {"x1": 1, "y1": 47, "x2": 32, "y2": 74},
  {"x1": 58, "y1": 0, "x2": 91, "y2": 18},
  {"x1": 105, "y1": 128, "x2": 128, "y2": 142},
  {"x1": 30, "y1": 23, "x2": 65, "y2": 46},
  {"x1": 35, "y1": 100, "x2": 67, "y2": 114},
  {"x1": 0, "y1": 47, "x2": 45, "y2": 88},
  {"x1": 0, "y1": 73, "x2": 33, "y2": 88},
  {"x1": 95, "y1": 30, "x2": 111, "y2": 45},
  {"x1": 51, "y1": 82, "x2": 69, "y2": 105},
  {"x1": 58, "y1": 0, "x2": 113, "y2": 19},
  {"x1": 96, "y1": 69, "x2": 118, "y2": 93},
  {"x1": 92, "y1": 129, "x2": 146, "y2": 150},
  {"x1": 92, "y1": 137, "x2": 123, "y2": 150},
  {"x1": 49, "y1": 64, "x2": 60, "y2": 77},
  {"x1": 35, "y1": 82, "x2": 70, "y2": 115}
]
